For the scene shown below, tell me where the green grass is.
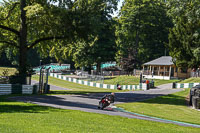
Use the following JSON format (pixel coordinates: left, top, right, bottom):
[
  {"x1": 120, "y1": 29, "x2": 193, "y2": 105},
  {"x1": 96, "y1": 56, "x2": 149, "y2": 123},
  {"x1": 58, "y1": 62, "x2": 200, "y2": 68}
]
[
  {"x1": 153, "y1": 79, "x2": 180, "y2": 86},
  {"x1": 103, "y1": 75, "x2": 179, "y2": 86},
  {"x1": 179, "y1": 77, "x2": 200, "y2": 83},
  {"x1": 0, "y1": 67, "x2": 17, "y2": 76},
  {"x1": 32, "y1": 75, "x2": 121, "y2": 94},
  {"x1": 103, "y1": 76, "x2": 140, "y2": 85},
  {"x1": 0, "y1": 95, "x2": 200, "y2": 133},
  {"x1": 116, "y1": 88, "x2": 200, "y2": 125}
]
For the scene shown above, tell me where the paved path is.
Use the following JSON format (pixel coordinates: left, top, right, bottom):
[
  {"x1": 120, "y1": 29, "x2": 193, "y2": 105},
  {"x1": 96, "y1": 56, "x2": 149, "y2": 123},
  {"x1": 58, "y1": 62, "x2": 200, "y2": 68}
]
[
  {"x1": 10, "y1": 82, "x2": 200, "y2": 128},
  {"x1": 156, "y1": 83, "x2": 173, "y2": 89}
]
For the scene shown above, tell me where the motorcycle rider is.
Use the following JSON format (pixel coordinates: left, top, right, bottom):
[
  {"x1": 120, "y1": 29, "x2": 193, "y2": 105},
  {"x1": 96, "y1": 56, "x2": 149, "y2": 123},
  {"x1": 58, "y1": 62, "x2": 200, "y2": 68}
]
[
  {"x1": 98, "y1": 93, "x2": 115, "y2": 109},
  {"x1": 117, "y1": 84, "x2": 121, "y2": 90}
]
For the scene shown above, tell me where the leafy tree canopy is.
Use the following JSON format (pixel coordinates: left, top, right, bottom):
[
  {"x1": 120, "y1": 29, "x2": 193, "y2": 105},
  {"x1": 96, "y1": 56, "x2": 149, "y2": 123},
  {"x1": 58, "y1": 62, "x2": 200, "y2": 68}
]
[
  {"x1": 167, "y1": 0, "x2": 200, "y2": 68},
  {"x1": 60, "y1": 19, "x2": 117, "y2": 73},
  {"x1": 0, "y1": 0, "x2": 118, "y2": 83},
  {"x1": 47, "y1": 1, "x2": 118, "y2": 74},
  {"x1": 116, "y1": 0, "x2": 171, "y2": 71}
]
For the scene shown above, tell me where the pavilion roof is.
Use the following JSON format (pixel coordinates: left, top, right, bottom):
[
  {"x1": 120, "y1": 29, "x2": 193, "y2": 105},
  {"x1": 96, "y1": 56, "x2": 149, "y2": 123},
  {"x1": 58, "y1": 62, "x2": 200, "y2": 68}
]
[{"x1": 143, "y1": 56, "x2": 174, "y2": 66}]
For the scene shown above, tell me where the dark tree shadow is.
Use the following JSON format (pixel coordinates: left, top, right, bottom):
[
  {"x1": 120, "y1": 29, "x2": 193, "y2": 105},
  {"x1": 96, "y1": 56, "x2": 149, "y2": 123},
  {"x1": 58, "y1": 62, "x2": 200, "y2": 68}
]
[
  {"x1": 0, "y1": 95, "x2": 71, "y2": 113},
  {"x1": 66, "y1": 92, "x2": 187, "y2": 106},
  {"x1": 7, "y1": 95, "x2": 100, "y2": 113},
  {"x1": 49, "y1": 91, "x2": 114, "y2": 95},
  {"x1": 0, "y1": 104, "x2": 56, "y2": 113},
  {"x1": 3, "y1": 89, "x2": 187, "y2": 114}
]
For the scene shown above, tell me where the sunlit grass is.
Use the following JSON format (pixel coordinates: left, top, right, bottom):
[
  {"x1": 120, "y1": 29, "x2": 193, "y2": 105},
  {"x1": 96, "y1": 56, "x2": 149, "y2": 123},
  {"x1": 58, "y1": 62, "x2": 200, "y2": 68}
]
[
  {"x1": 0, "y1": 95, "x2": 199, "y2": 133},
  {"x1": 0, "y1": 67, "x2": 17, "y2": 76},
  {"x1": 117, "y1": 88, "x2": 200, "y2": 125},
  {"x1": 32, "y1": 75, "x2": 121, "y2": 94},
  {"x1": 102, "y1": 75, "x2": 179, "y2": 86},
  {"x1": 180, "y1": 77, "x2": 200, "y2": 83}
]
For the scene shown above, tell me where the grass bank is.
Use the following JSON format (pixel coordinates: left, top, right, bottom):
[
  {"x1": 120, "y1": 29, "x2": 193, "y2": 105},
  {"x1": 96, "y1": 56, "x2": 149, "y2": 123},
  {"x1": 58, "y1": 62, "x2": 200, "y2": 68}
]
[
  {"x1": 32, "y1": 75, "x2": 121, "y2": 94},
  {"x1": 116, "y1": 88, "x2": 200, "y2": 125},
  {"x1": 0, "y1": 95, "x2": 199, "y2": 133},
  {"x1": 0, "y1": 67, "x2": 17, "y2": 76},
  {"x1": 179, "y1": 77, "x2": 200, "y2": 83},
  {"x1": 103, "y1": 75, "x2": 179, "y2": 86}
]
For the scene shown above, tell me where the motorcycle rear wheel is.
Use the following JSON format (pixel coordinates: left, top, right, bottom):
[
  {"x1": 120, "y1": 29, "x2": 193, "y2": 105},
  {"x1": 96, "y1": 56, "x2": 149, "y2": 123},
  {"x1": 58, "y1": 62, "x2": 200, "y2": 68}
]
[{"x1": 99, "y1": 102, "x2": 105, "y2": 110}]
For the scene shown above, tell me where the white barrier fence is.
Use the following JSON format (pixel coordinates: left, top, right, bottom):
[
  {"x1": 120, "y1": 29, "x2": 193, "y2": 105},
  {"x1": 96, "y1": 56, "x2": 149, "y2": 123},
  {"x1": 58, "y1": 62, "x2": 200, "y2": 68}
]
[
  {"x1": 0, "y1": 84, "x2": 12, "y2": 95},
  {"x1": 50, "y1": 73, "x2": 148, "y2": 91},
  {"x1": 0, "y1": 84, "x2": 35, "y2": 95}
]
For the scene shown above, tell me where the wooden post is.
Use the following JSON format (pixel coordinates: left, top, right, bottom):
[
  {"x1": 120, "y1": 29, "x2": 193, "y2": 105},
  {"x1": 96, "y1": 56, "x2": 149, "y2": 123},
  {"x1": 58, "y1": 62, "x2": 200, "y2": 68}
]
[
  {"x1": 152, "y1": 66, "x2": 154, "y2": 77},
  {"x1": 164, "y1": 66, "x2": 166, "y2": 77},
  {"x1": 150, "y1": 66, "x2": 152, "y2": 75},
  {"x1": 177, "y1": 67, "x2": 179, "y2": 78},
  {"x1": 158, "y1": 66, "x2": 160, "y2": 76},
  {"x1": 169, "y1": 66, "x2": 172, "y2": 79}
]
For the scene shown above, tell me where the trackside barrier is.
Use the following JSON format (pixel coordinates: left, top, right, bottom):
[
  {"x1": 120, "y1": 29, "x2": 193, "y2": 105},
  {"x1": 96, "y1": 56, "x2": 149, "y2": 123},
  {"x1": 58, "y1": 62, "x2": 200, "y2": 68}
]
[
  {"x1": 22, "y1": 85, "x2": 34, "y2": 94},
  {"x1": 50, "y1": 73, "x2": 148, "y2": 91},
  {"x1": 173, "y1": 83, "x2": 200, "y2": 89},
  {"x1": 0, "y1": 84, "x2": 38, "y2": 95},
  {"x1": 0, "y1": 84, "x2": 12, "y2": 95}
]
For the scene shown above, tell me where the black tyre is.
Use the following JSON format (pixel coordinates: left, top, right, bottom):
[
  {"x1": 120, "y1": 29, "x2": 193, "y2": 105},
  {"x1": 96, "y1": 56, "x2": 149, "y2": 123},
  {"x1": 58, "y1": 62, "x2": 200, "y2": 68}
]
[{"x1": 99, "y1": 102, "x2": 104, "y2": 110}]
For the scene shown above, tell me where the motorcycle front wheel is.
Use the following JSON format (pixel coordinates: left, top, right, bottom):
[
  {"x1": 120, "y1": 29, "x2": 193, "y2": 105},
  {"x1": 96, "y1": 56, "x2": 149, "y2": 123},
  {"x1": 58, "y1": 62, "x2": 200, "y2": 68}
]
[{"x1": 99, "y1": 102, "x2": 104, "y2": 110}]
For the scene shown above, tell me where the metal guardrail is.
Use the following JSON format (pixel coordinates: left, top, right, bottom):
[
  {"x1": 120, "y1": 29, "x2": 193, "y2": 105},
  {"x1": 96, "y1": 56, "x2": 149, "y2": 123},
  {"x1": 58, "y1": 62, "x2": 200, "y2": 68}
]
[{"x1": 0, "y1": 84, "x2": 37, "y2": 95}]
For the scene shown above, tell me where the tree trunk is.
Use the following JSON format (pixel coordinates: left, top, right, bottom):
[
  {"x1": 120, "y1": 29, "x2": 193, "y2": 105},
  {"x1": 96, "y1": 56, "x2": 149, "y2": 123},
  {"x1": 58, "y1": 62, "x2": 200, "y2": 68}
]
[
  {"x1": 88, "y1": 65, "x2": 92, "y2": 75},
  {"x1": 18, "y1": 0, "x2": 28, "y2": 84},
  {"x1": 18, "y1": 47, "x2": 27, "y2": 84},
  {"x1": 96, "y1": 62, "x2": 101, "y2": 75}
]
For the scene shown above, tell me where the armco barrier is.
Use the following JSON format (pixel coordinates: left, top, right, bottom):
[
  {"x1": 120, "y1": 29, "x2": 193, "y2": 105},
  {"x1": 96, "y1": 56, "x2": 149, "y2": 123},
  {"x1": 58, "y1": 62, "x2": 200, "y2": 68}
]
[
  {"x1": 50, "y1": 73, "x2": 148, "y2": 90},
  {"x1": 22, "y1": 85, "x2": 34, "y2": 94},
  {"x1": 0, "y1": 84, "x2": 12, "y2": 95},
  {"x1": 0, "y1": 84, "x2": 36, "y2": 95},
  {"x1": 173, "y1": 83, "x2": 200, "y2": 89}
]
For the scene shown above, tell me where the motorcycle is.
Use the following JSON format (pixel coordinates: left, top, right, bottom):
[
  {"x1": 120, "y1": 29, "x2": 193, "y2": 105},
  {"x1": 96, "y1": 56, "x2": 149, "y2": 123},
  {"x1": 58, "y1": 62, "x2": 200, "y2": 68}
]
[{"x1": 98, "y1": 97, "x2": 111, "y2": 110}]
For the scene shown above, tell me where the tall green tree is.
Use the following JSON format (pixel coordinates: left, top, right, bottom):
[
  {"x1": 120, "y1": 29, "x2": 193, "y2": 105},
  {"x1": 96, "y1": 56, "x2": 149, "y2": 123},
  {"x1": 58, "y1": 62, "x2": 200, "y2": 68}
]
[
  {"x1": 0, "y1": 0, "x2": 117, "y2": 83},
  {"x1": 0, "y1": 51, "x2": 12, "y2": 67},
  {"x1": 116, "y1": 0, "x2": 171, "y2": 71},
  {"x1": 71, "y1": 20, "x2": 117, "y2": 74},
  {"x1": 167, "y1": 0, "x2": 200, "y2": 68},
  {"x1": 49, "y1": 1, "x2": 118, "y2": 74}
]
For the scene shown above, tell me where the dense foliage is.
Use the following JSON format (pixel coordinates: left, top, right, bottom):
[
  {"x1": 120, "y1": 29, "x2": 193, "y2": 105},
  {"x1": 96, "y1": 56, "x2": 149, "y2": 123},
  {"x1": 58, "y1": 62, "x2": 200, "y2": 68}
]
[
  {"x1": 50, "y1": 12, "x2": 118, "y2": 74},
  {"x1": 0, "y1": 0, "x2": 118, "y2": 83},
  {"x1": 115, "y1": 0, "x2": 172, "y2": 72},
  {"x1": 167, "y1": 0, "x2": 200, "y2": 69},
  {"x1": 0, "y1": 0, "x2": 200, "y2": 82}
]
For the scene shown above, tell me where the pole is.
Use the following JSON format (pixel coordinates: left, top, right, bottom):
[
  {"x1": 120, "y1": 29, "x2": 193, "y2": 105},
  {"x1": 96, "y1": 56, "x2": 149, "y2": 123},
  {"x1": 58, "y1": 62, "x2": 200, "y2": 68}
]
[
  {"x1": 45, "y1": 67, "x2": 51, "y2": 93},
  {"x1": 39, "y1": 67, "x2": 42, "y2": 93},
  {"x1": 41, "y1": 69, "x2": 44, "y2": 93},
  {"x1": 40, "y1": 60, "x2": 42, "y2": 66},
  {"x1": 140, "y1": 71, "x2": 143, "y2": 83}
]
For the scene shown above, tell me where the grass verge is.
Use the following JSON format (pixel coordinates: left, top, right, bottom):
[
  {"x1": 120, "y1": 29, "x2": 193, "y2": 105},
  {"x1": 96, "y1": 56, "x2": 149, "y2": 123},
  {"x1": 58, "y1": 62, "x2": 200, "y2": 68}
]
[
  {"x1": 116, "y1": 88, "x2": 200, "y2": 125},
  {"x1": 0, "y1": 67, "x2": 17, "y2": 76},
  {"x1": 32, "y1": 75, "x2": 121, "y2": 94},
  {"x1": 102, "y1": 75, "x2": 179, "y2": 86},
  {"x1": 179, "y1": 77, "x2": 200, "y2": 83},
  {"x1": 0, "y1": 95, "x2": 200, "y2": 133}
]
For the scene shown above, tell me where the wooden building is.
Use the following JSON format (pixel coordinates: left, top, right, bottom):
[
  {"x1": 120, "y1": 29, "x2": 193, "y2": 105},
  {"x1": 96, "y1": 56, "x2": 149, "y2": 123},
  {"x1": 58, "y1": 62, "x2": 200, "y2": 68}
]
[{"x1": 142, "y1": 56, "x2": 191, "y2": 80}]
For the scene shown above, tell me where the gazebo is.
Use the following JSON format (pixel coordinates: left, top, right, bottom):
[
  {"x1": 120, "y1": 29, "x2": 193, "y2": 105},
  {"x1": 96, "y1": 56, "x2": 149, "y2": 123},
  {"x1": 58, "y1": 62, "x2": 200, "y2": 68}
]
[{"x1": 142, "y1": 56, "x2": 191, "y2": 80}]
